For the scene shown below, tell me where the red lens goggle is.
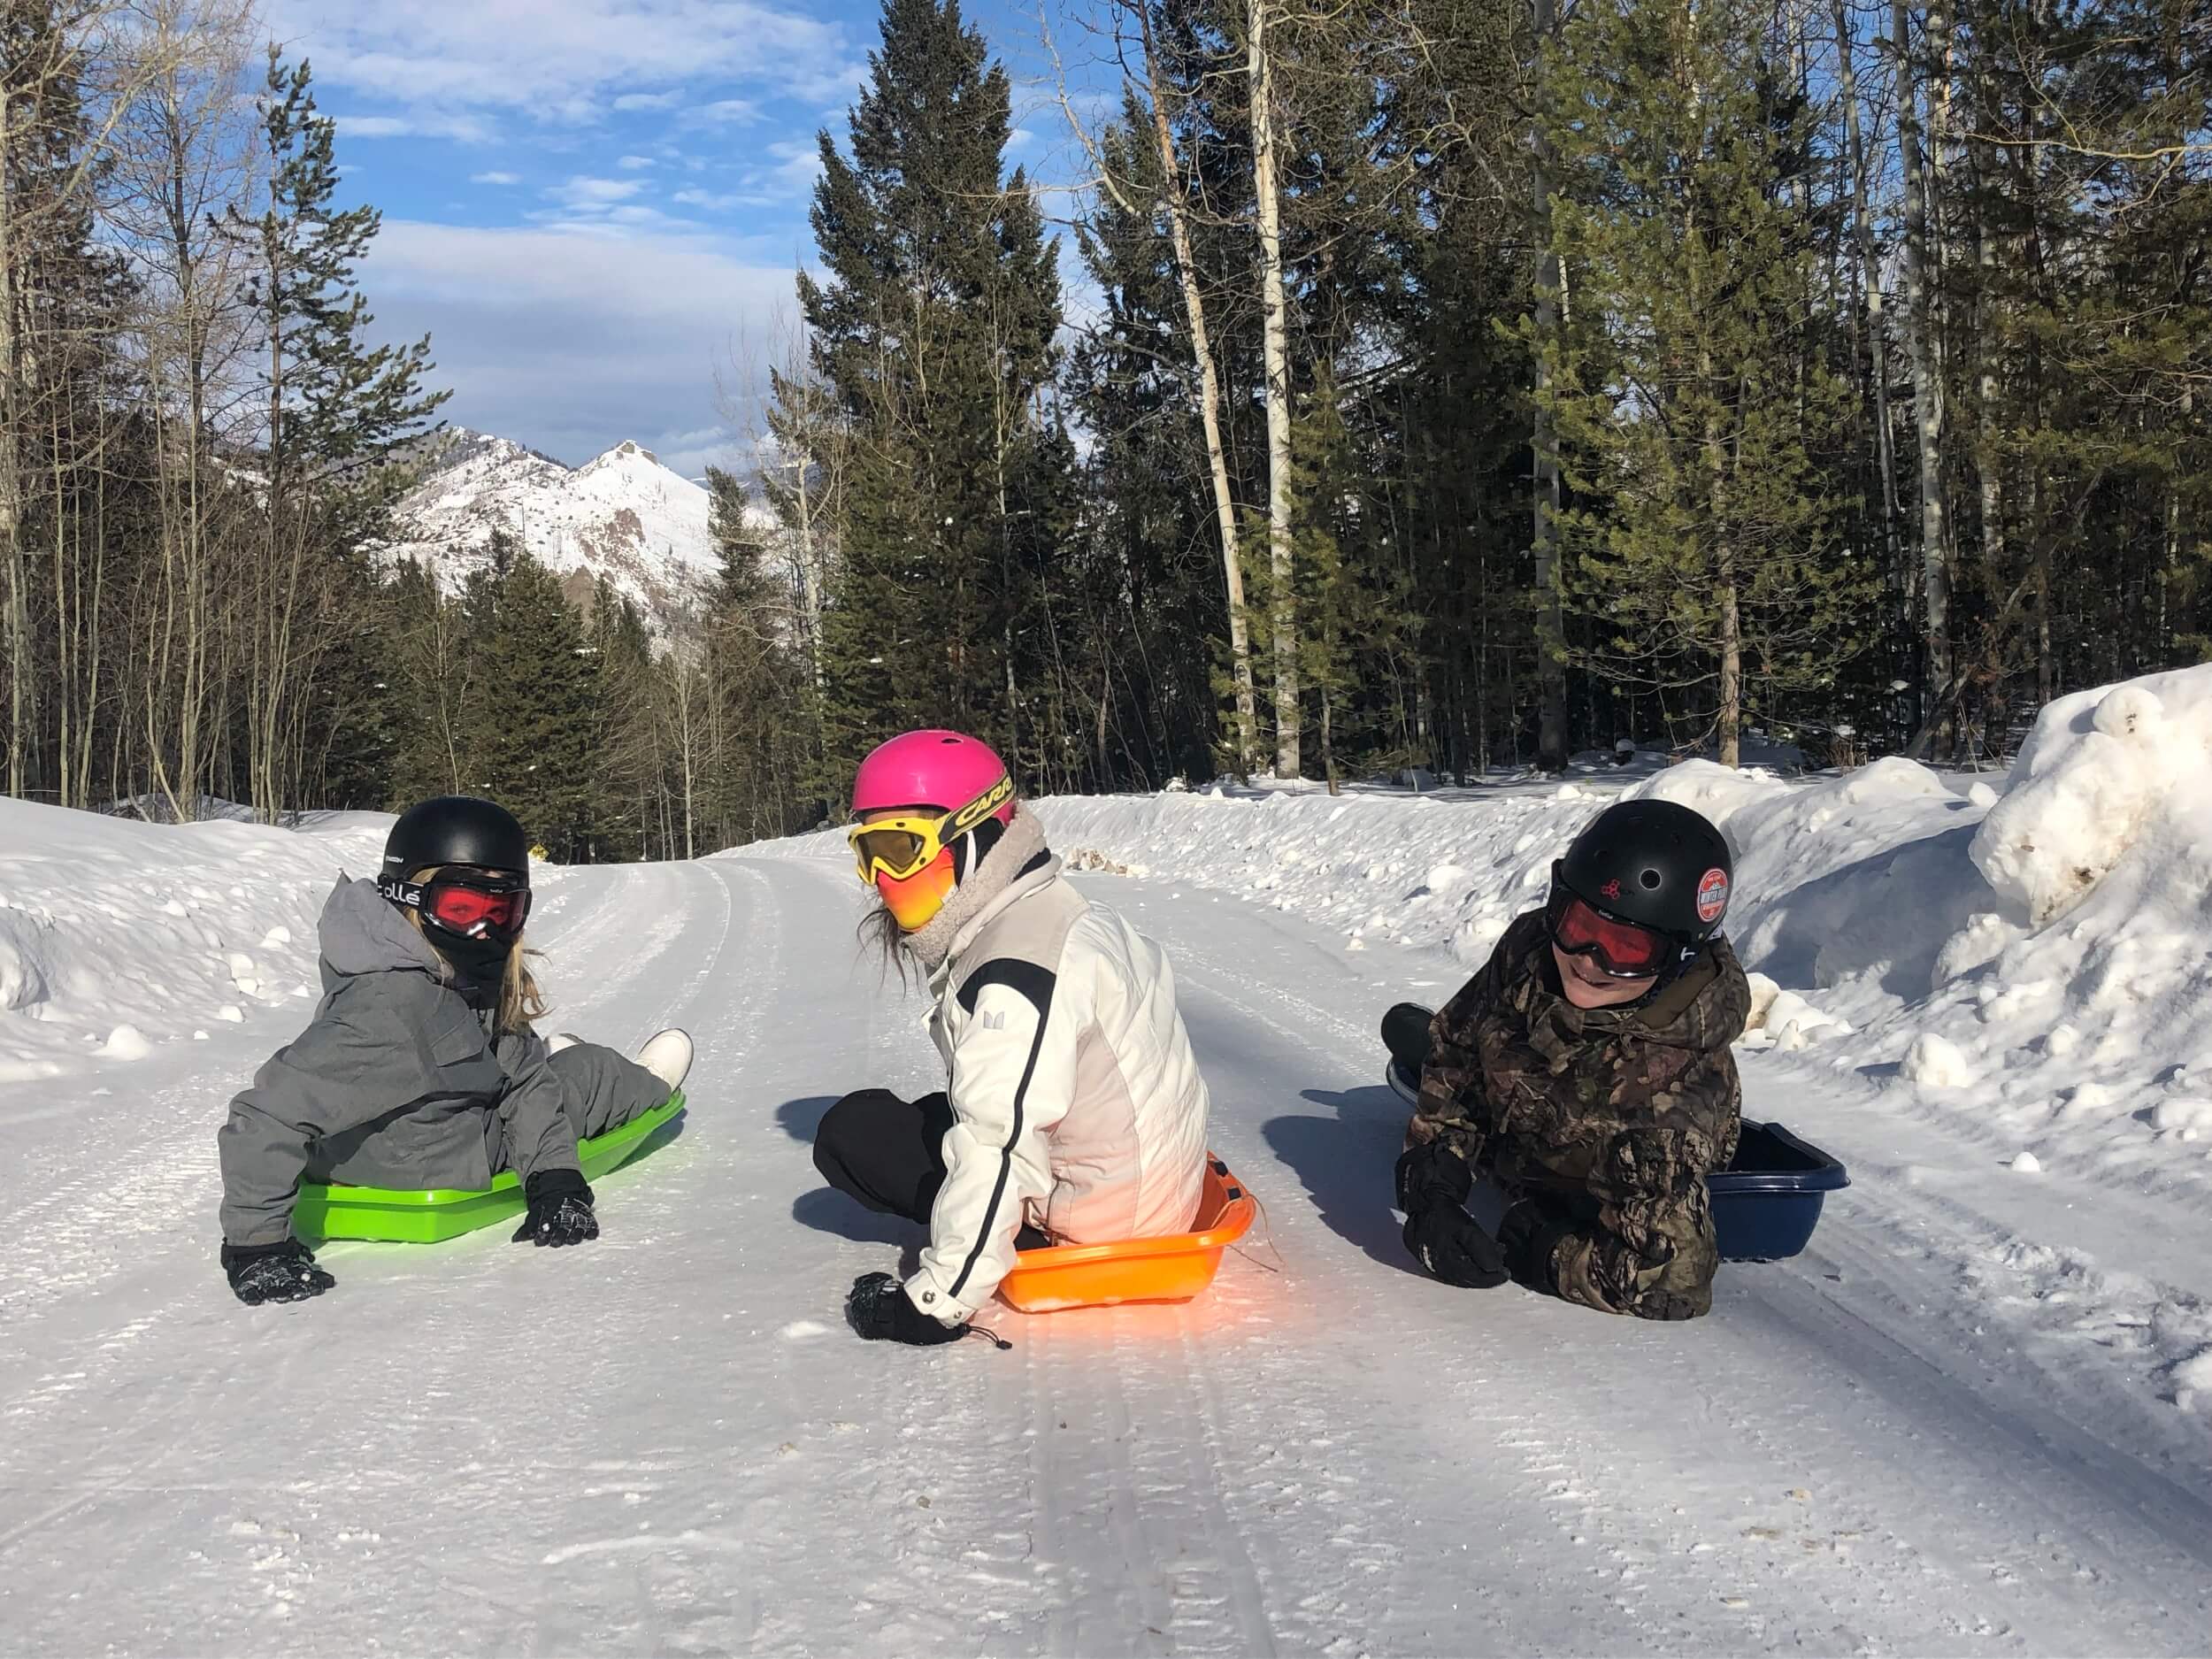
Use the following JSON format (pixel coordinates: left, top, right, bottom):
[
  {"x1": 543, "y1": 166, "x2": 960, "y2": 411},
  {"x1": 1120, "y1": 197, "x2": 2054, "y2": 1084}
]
[
  {"x1": 379, "y1": 872, "x2": 531, "y2": 942},
  {"x1": 1546, "y1": 880, "x2": 1673, "y2": 979}
]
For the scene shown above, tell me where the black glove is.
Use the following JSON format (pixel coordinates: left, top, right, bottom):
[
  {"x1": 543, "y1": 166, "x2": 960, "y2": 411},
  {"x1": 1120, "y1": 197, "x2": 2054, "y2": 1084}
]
[
  {"x1": 1494, "y1": 1200, "x2": 1570, "y2": 1293},
  {"x1": 221, "y1": 1240, "x2": 334, "y2": 1306},
  {"x1": 511, "y1": 1169, "x2": 599, "y2": 1247},
  {"x1": 845, "y1": 1271, "x2": 970, "y2": 1346},
  {"x1": 1395, "y1": 1143, "x2": 1509, "y2": 1289}
]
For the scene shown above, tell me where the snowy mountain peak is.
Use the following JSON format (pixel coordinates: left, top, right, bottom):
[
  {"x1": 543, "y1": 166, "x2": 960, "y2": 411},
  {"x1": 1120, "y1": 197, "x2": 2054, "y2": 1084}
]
[
  {"x1": 580, "y1": 439, "x2": 663, "y2": 472},
  {"x1": 383, "y1": 428, "x2": 718, "y2": 633}
]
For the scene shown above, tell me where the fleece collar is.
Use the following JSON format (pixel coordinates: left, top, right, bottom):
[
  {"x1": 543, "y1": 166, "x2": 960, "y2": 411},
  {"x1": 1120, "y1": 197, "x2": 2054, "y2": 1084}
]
[{"x1": 902, "y1": 805, "x2": 1054, "y2": 972}]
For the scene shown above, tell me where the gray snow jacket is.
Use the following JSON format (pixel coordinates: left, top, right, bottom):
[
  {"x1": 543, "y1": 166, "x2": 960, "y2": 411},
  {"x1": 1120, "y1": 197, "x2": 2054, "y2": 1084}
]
[{"x1": 216, "y1": 877, "x2": 578, "y2": 1248}]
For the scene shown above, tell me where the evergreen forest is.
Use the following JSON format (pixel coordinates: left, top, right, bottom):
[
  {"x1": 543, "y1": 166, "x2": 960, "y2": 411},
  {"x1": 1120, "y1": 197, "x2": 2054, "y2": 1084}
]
[{"x1": 3, "y1": 0, "x2": 2207, "y2": 857}]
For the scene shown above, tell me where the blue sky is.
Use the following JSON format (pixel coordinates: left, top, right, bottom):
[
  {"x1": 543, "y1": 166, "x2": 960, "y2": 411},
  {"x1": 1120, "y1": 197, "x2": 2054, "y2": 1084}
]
[{"x1": 270, "y1": 0, "x2": 1110, "y2": 478}]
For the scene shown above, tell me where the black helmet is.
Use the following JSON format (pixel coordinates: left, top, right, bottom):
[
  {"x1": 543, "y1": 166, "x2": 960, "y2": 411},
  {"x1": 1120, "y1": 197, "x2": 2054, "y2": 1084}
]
[
  {"x1": 1557, "y1": 798, "x2": 1732, "y2": 944},
  {"x1": 380, "y1": 796, "x2": 530, "y2": 883}
]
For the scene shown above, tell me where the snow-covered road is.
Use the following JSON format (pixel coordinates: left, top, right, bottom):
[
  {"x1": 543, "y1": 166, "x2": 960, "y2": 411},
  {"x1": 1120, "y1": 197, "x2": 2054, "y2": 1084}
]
[{"x1": 4, "y1": 852, "x2": 2209, "y2": 1655}]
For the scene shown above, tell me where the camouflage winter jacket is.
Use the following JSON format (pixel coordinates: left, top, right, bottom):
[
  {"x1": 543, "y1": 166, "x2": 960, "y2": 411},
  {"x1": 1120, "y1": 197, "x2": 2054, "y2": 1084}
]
[{"x1": 1407, "y1": 910, "x2": 1750, "y2": 1320}]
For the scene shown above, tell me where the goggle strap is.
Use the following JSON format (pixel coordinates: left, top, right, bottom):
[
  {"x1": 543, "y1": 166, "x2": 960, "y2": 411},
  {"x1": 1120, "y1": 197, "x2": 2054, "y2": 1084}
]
[
  {"x1": 948, "y1": 774, "x2": 1014, "y2": 834},
  {"x1": 377, "y1": 874, "x2": 424, "y2": 909}
]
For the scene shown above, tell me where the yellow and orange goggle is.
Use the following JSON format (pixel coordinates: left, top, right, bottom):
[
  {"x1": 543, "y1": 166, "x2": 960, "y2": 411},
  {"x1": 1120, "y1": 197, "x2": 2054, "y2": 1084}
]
[{"x1": 848, "y1": 774, "x2": 1014, "y2": 886}]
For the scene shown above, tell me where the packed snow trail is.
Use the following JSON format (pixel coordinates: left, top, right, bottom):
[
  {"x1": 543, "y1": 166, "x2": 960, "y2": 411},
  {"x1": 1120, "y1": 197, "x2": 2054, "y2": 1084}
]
[{"x1": 3, "y1": 854, "x2": 2209, "y2": 1654}]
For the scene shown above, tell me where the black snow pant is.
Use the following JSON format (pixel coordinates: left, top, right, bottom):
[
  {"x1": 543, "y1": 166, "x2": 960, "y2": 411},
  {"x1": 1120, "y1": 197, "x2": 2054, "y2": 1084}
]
[{"x1": 812, "y1": 1088, "x2": 1050, "y2": 1248}]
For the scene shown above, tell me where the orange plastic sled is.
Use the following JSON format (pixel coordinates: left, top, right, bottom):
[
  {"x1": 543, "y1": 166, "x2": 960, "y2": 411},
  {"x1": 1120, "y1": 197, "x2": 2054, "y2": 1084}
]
[{"x1": 997, "y1": 1155, "x2": 1256, "y2": 1314}]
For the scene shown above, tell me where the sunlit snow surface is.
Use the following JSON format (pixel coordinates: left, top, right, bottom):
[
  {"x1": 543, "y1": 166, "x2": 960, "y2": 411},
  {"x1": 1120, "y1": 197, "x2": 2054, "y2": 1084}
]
[{"x1": 3, "y1": 665, "x2": 2210, "y2": 1653}]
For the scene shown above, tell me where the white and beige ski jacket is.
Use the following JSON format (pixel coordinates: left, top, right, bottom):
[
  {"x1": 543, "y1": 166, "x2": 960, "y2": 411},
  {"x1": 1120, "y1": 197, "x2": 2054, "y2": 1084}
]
[{"x1": 903, "y1": 813, "x2": 1211, "y2": 1323}]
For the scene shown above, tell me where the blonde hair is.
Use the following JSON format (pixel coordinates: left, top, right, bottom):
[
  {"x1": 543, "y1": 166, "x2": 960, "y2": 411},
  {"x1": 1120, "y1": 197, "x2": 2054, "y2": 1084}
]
[{"x1": 403, "y1": 865, "x2": 549, "y2": 1036}]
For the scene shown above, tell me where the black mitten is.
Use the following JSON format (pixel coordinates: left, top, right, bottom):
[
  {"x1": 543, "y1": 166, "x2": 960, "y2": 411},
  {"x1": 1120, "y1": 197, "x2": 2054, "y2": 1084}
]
[
  {"x1": 1402, "y1": 1202, "x2": 1509, "y2": 1288},
  {"x1": 845, "y1": 1271, "x2": 969, "y2": 1346},
  {"x1": 511, "y1": 1169, "x2": 599, "y2": 1246},
  {"x1": 1395, "y1": 1144, "x2": 1508, "y2": 1289},
  {"x1": 221, "y1": 1240, "x2": 335, "y2": 1306}
]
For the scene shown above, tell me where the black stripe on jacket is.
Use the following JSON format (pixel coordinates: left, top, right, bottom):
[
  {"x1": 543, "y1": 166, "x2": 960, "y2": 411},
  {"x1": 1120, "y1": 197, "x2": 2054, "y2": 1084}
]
[{"x1": 950, "y1": 957, "x2": 1058, "y2": 1300}]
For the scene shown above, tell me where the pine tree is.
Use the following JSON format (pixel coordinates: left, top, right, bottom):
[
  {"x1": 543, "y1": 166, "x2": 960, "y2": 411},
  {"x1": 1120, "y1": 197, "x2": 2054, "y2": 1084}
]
[
  {"x1": 799, "y1": 0, "x2": 1070, "y2": 784},
  {"x1": 231, "y1": 47, "x2": 446, "y2": 544},
  {"x1": 1528, "y1": 0, "x2": 1873, "y2": 764},
  {"x1": 476, "y1": 548, "x2": 600, "y2": 860},
  {"x1": 584, "y1": 578, "x2": 658, "y2": 862},
  {"x1": 225, "y1": 47, "x2": 448, "y2": 818},
  {"x1": 703, "y1": 466, "x2": 814, "y2": 841},
  {"x1": 381, "y1": 558, "x2": 474, "y2": 803}
]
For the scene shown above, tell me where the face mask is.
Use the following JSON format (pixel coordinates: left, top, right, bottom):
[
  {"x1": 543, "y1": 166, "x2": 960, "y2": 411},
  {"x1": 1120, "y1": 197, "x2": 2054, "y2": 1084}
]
[{"x1": 436, "y1": 927, "x2": 511, "y2": 996}]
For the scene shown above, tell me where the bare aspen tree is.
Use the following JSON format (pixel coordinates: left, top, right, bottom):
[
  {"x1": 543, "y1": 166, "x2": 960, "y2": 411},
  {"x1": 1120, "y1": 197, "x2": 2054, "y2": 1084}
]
[
  {"x1": 111, "y1": 0, "x2": 258, "y2": 819},
  {"x1": 1047, "y1": 2, "x2": 1261, "y2": 776},
  {"x1": 1, "y1": 64, "x2": 25, "y2": 799},
  {"x1": 1969, "y1": 97, "x2": 2006, "y2": 726},
  {"x1": 1, "y1": 0, "x2": 185, "y2": 800},
  {"x1": 1835, "y1": 0, "x2": 1901, "y2": 611},
  {"x1": 727, "y1": 313, "x2": 846, "y2": 719},
  {"x1": 1893, "y1": 0, "x2": 1951, "y2": 749},
  {"x1": 1530, "y1": 0, "x2": 1568, "y2": 772},
  {"x1": 1249, "y1": 0, "x2": 1300, "y2": 777},
  {"x1": 1133, "y1": 2, "x2": 1257, "y2": 774}
]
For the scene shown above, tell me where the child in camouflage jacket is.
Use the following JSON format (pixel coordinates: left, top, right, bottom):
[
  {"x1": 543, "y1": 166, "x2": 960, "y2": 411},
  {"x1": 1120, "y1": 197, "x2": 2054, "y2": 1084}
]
[{"x1": 1397, "y1": 798, "x2": 1750, "y2": 1321}]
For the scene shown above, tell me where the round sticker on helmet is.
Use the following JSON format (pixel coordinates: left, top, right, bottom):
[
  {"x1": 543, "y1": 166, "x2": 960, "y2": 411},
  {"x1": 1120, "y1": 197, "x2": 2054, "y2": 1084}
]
[{"x1": 1695, "y1": 867, "x2": 1731, "y2": 925}]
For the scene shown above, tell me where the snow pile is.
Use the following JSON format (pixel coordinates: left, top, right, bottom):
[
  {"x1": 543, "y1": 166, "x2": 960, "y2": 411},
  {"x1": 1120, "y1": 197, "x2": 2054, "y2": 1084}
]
[
  {"x1": 1902, "y1": 1033, "x2": 1975, "y2": 1088},
  {"x1": 382, "y1": 428, "x2": 768, "y2": 634},
  {"x1": 1970, "y1": 672, "x2": 2212, "y2": 926},
  {"x1": 0, "y1": 799, "x2": 388, "y2": 1089}
]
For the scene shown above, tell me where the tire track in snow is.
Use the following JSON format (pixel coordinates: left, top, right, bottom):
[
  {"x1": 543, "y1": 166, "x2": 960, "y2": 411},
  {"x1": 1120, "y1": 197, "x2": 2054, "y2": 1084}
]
[{"x1": 1016, "y1": 1310, "x2": 1279, "y2": 1655}]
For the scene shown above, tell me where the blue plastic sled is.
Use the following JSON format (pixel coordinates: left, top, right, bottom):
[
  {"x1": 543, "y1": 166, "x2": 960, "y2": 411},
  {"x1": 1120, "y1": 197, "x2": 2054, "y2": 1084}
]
[{"x1": 1383, "y1": 1031, "x2": 1847, "y2": 1263}]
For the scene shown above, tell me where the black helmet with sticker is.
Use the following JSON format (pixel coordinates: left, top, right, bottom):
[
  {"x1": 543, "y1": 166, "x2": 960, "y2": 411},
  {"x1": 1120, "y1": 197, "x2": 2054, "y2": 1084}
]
[{"x1": 1556, "y1": 798, "x2": 1734, "y2": 944}]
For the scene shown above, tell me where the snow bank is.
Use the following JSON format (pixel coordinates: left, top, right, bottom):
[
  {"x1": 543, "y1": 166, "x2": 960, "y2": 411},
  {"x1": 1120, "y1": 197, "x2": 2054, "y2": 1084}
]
[
  {"x1": 0, "y1": 799, "x2": 389, "y2": 1089},
  {"x1": 747, "y1": 665, "x2": 2212, "y2": 1184},
  {"x1": 1971, "y1": 670, "x2": 2212, "y2": 926}
]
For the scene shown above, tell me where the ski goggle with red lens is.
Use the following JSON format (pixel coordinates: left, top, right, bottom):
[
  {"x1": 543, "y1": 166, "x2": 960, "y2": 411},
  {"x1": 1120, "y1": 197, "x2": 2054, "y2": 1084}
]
[
  {"x1": 377, "y1": 871, "x2": 532, "y2": 943},
  {"x1": 1544, "y1": 872, "x2": 1678, "y2": 979}
]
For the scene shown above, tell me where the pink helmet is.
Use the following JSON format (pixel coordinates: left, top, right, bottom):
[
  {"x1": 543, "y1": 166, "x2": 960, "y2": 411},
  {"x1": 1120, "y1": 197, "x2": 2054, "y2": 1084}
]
[{"x1": 851, "y1": 729, "x2": 1015, "y2": 824}]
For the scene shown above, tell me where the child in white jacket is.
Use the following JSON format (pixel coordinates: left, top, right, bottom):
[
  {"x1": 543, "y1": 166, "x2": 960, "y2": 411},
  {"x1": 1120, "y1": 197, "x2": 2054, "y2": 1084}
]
[{"x1": 814, "y1": 730, "x2": 1211, "y2": 1346}]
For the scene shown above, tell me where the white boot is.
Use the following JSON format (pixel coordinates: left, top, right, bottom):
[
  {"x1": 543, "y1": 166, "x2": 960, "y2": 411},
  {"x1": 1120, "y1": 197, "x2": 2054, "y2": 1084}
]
[
  {"x1": 548, "y1": 1033, "x2": 583, "y2": 1055},
  {"x1": 636, "y1": 1028, "x2": 693, "y2": 1092}
]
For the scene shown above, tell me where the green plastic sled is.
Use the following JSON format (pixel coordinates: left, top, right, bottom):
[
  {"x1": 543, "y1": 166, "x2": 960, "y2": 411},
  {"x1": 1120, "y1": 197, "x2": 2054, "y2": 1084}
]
[{"x1": 293, "y1": 1090, "x2": 687, "y2": 1245}]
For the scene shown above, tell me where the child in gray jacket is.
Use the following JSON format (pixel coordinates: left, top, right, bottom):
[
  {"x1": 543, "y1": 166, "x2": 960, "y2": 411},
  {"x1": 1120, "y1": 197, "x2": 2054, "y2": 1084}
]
[{"x1": 215, "y1": 796, "x2": 690, "y2": 1306}]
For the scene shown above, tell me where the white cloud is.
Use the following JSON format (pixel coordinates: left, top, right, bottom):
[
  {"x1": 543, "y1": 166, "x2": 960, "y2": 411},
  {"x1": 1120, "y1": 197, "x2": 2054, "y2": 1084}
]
[
  {"x1": 618, "y1": 155, "x2": 656, "y2": 170},
  {"x1": 471, "y1": 170, "x2": 521, "y2": 186},
  {"x1": 791, "y1": 57, "x2": 872, "y2": 107},
  {"x1": 672, "y1": 188, "x2": 744, "y2": 212},
  {"x1": 334, "y1": 111, "x2": 494, "y2": 142},
  {"x1": 649, "y1": 423, "x2": 745, "y2": 480},
  {"x1": 549, "y1": 175, "x2": 646, "y2": 208},
  {"x1": 269, "y1": 1, "x2": 852, "y2": 130},
  {"x1": 761, "y1": 138, "x2": 823, "y2": 196},
  {"x1": 361, "y1": 220, "x2": 798, "y2": 469},
  {"x1": 689, "y1": 98, "x2": 760, "y2": 126}
]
